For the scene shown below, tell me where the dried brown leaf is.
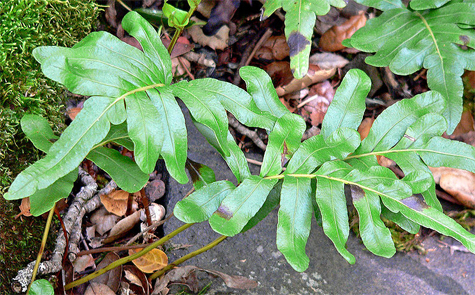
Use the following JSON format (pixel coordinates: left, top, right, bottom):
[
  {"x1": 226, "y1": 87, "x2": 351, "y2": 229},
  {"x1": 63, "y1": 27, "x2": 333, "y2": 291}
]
[
  {"x1": 265, "y1": 61, "x2": 294, "y2": 88},
  {"x1": 319, "y1": 11, "x2": 367, "y2": 52},
  {"x1": 124, "y1": 265, "x2": 150, "y2": 295},
  {"x1": 358, "y1": 117, "x2": 374, "y2": 140},
  {"x1": 145, "y1": 179, "x2": 166, "y2": 202},
  {"x1": 256, "y1": 35, "x2": 290, "y2": 61},
  {"x1": 85, "y1": 282, "x2": 115, "y2": 295},
  {"x1": 451, "y1": 110, "x2": 474, "y2": 137},
  {"x1": 188, "y1": 17, "x2": 229, "y2": 50},
  {"x1": 104, "y1": 210, "x2": 142, "y2": 243},
  {"x1": 430, "y1": 167, "x2": 475, "y2": 209},
  {"x1": 309, "y1": 52, "x2": 349, "y2": 70},
  {"x1": 15, "y1": 198, "x2": 32, "y2": 219},
  {"x1": 161, "y1": 37, "x2": 194, "y2": 59},
  {"x1": 90, "y1": 207, "x2": 120, "y2": 236},
  {"x1": 73, "y1": 254, "x2": 95, "y2": 273},
  {"x1": 67, "y1": 107, "x2": 82, "y2": 121},
  {"x1": 91, "y1": 252, "x2": 122, "y2": 292},
  {"x1": 128, "y1": 248, "x2": 168, "y2": 273},
  {"x1": 275, "y1": 65, "x2": 336, "y2": 97},
  {"x1": 100, "y1": 190, "x2": 129, "y2": 217}
]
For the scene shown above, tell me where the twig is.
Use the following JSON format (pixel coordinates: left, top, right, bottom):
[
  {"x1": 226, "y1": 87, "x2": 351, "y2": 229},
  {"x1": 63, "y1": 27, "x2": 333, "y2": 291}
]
[
  {"x1": 228, "y1": 113, "x2": 267, "y2": 151},
  {"x1": 178, "y1": 56, "x2": 195, "y2": 80},
  {"x1": 125, "y1": 213, "x2": 174, "y2": 246},
  {"x1": 149, "y1": 235, "x2": 228, "y2": 280},
  {"x1": 233, "y1": 29, "x2": 267, "y2": 85},
  {"x1": 12, "y1": 168, "x2": 99, "y2": 293},
  {"x1": 246, "y1": 158, "x2": 263, "y2": 166},
  {"x1": 245, "y1": 28, "x2": 273, "y2": 66},
  {"x1": 297, "y1": 94, "x2": 321, "y2": 109},
  {"x1": 64, "y1": 223, "x2": 195, "y2": 290}
]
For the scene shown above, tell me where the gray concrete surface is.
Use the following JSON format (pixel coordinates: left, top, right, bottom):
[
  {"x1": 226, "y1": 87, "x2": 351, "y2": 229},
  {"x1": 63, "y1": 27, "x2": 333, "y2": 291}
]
[{"x1": 163, "y1": 105, "x2": 475, "y2": 294}]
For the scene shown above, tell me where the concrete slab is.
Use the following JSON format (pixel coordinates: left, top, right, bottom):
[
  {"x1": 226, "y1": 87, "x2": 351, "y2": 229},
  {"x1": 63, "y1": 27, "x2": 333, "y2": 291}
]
[{"x1": 163, "y1": 106, "x2": 475, "y2": 294}]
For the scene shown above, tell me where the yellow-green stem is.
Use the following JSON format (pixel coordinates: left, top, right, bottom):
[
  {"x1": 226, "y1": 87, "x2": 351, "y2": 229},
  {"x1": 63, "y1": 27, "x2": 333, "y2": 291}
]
[
  {"x1": 26, "y1": 203, "x2": 56, "y2": 295},
  {"x1": 167, "y1": 1, "x2": 200, "y2": 54},
  {"x1": 64, "y1": 223, "x2": 194, "y2": 290},
  {"x1": 149, "y1": 235, "x2": 227, "y2": 280}
]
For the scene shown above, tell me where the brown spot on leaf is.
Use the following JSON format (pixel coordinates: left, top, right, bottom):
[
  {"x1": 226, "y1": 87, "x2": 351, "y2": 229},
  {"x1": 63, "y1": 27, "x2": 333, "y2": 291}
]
[
  {"x1": 460, "y1": 35, "x2": 470, "y2": 46},
  {"x1": 401, "y1": 195, "x2": 429, "y2": 212},
  {"x1": 216, "y1": 205, "x2": 233, "y2": 220},
  {"x1": 288, "y1": 32, "x2": 310, "y2": 57},
  {"x1": 350, "y1": 185, "x2": 365, "y2": 202}
]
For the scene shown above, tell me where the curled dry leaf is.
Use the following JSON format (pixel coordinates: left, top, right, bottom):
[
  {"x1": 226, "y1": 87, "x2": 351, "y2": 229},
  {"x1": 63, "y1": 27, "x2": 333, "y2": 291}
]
[
  {"x1": 104, "y1": 209, "x2": 142, "y2": 243},
  {"x1": 85, "y1": 282, "x2": 115, "y2": 295},
  {"x1": 90, "y1": 207, "x2": 120, "y2": 236},
  {"x1": 300, "y1": 81, "x2": 335, "y2": 126},
  {"x1": 100, "y1": 190, "x2": 130, "y2": 216},
  {"x1": 128, "y1": 248, "x2": 168, "y2": 273},
  {"x1": 153, "y1": 265, "x2": 257, "y2": 295},
  {"x1": 15, "y1": 197, "x2": 31, "y2": 218},
  {"x1": 140, "y1": 203, "x2": 166, "y2": 223},
  {"x1": 256, "y1": 35, "x2": 290, "y2": 61},
  {"x1": 188, "y1": 17, "x2": 229, "y2": 50},
  {"x1": 309, "y1": 52, "x2": 349, "y2": 70},
  {"x1": 171, "y1": 57, "x2": 191, "y2": 77},
  {"x1": 73, "y1": 254, "x2": 95, "y2": 273},
  {"x1": 430, "y1": 167, "x2": 475, "y2": 209},
  {"x1": 275, "y1": 65, "x2": 336, "y2": 97},
  {"x1": 91, "y1": 252, "x2": 122, "y2": 292},
  {"x1": 124, "y1": 265, "x2": 150, "y2": 295},
  {"x1": 319, "y1": 11, "x2": 367, "y2": 52}
]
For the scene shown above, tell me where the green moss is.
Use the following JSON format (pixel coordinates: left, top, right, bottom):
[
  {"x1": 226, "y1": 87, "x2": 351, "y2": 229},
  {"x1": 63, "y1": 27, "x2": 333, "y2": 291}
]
[{"x1": 0, "y1": 0, "x2": 100, "y2": 191}]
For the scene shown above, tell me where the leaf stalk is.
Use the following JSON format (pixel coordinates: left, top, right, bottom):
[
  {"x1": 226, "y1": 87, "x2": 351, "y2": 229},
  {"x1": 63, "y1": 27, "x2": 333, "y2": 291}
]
[
  {"x1": 64, "y1": 223, "x2": 194, "y2": 290},
  {"x1": 149, "y1": 235, "x2": 227, "y2": 280}
]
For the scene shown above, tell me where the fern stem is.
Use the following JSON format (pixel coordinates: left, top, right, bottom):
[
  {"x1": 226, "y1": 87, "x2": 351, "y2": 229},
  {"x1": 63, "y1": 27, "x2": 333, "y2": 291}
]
[
  {"x1": 149, "y1": 235, "x2": 227, "y2": 280},
  {"x1": 26, "y1": 203, "x2": 56, "y2": 295},
  {"x1": 64, "y1": 223, "x2": 194, "y2": 290},
  {"x1": 167, "y1": 1, "x2": 200, "y2": 54}
]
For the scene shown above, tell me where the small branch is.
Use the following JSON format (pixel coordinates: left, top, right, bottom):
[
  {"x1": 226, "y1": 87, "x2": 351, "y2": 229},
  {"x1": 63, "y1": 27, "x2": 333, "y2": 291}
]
[
  {"x1": 246, "y1": 158, "x2": 262, "y2": 166},
  {"x1": 125, "y1": 213, "x2": 174, "y2": 246},
  {"x1": 64, "y1": 223, "x2": 194, "y2": 290},
  {"x1": 12, "y1": 168, "x2": 99, "y2": 293},
  {"x1": 228, "y1": 114, "x2": 267, "y2": 151},
  {"x1": 245, "y1": 28, "x2": 272, "y2": 66},
  {"x1": 149, "y1": 235, "x2": 227, "y2": 280}
]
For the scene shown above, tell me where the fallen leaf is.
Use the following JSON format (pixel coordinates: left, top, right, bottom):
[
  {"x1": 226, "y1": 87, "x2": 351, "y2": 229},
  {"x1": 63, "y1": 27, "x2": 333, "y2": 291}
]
[
  {"x1": 319, "y1": 11, "x2": 367, "y2": 52},
  {"x1": 91, "y1": 252, "x2": 122, "y2": 292},
  {"x1": 275, "y1": 65, "x2": 336, "y2": 97},
  {"x1": 197, "y1": 0, "x2": 215, "y2": 18},
  {"x1": 85, "y1": 282, "x2": 115, "y2": 295},
  {"x1": 73, "y1": 254, "x2": 95, "y2": 273},
  {"x1": 100, "y1": 190, "x2": 130, "y2": 216},
  {"x1": 145, "y1": 179, "x2": 166, "y2": 202},
  {"x1": 171, "y1": 56, "x2": 191, "y2": 77},
  {"x1": 300, "y1": 81, "x2": 335, "y2": 126},
  {"x1": 124, "y1": 265, "x2": 150, "y2": 295},
  {"x1": 202, "y1": 0, "x2": 240, "y2": 36},
  {"x1": 128, "y1": 248, "x2": 168, "y2": 273},
  {"x1": 256, "y1": 35, "x2": 290, "y2": 61},
  {"x1": 309, "y1": 52, "x2": 349, "y2": 70},
  {"x1": 451, "y1": 109, "x2": 474, "y2": 137},
  {"x1": 161, "y1": 37, "x2": 194, "y2": 59},
  {"x1": 140, "y1": 203, "x2": 166, "y2": 223},
  {"x1": 265, "y1": 61, "x2": 294, "y2": 88},
  {"x1": 152, "y1": 265, "x2": 257, "y2": 295},
  {"x1": 15, "y1": 197, "x2": 32, "y2": 218},
  {"x1": 67, "y1": 107, "x2": 82, "y2": 121},
  {"x1": 104, "y1": 0, "x2": 117, "y2": 28},
  {"x1": 430, "y1": 167, "x2": 475, "y2": 209},
  {"x1": 90, "y1": 207, "x2": 120, "y2": 236},
  {"x1": 188, "y1": 17, "x2": 229, "y2": 50},
  {"x1": 104, "y1": 210, "x2": 142, "y2": 243},
  {"x1": 358, "y1": 117, "x2": 374, "y2": 140}
]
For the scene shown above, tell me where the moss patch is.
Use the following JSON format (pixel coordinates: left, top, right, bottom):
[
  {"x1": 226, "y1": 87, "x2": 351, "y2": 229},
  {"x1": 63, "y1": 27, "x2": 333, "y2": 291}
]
[{"x1": 0, "y1": 0, "x2": 100, "y2": 191}]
